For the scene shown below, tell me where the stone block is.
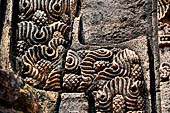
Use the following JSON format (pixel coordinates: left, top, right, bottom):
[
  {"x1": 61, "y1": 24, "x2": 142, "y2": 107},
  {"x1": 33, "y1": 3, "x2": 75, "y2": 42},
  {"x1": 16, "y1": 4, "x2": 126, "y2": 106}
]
[
  {"x1": 35, "y1": 89, "x2": 59, "y2": 113},
  {"x1": 59, "y1": 93, "x2": 88, "y2": 113},
  {"x1": 80, "y1": 0, "x2": 151, "y2": 45}
]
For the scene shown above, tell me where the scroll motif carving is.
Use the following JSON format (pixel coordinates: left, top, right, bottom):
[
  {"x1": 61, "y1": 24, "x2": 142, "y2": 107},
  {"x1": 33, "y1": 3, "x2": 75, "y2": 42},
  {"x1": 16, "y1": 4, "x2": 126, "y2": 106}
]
[
  {"x1": 19, "y1": 0, "x2": 71, "y2": 22},
  {"x1": 158, "y1": 0, "x2": 170, "y2": 21},
  {"x1": 78, "y1": 49, "x2": 113, "y2": 91},
  {"x1": 160, "y1": 62, "x2": 170, "y2": 81},
  {"x1": 65, "y1": 50, "x2": 81, "y2": 73},
  {"x1": 16, "y1": 0, "x2": 77, "y2": 90},
  {"x1": 16, "y1": 0, "x2": 145, "y2": 112},
  {"x1": 18, "y1": 21, "x2": 68, "y2": 46},
  {"x1": 92, "y1": 77, "x2": 144, "y2": 112},
  {"x1": 63, "y1": 48, "x2": 145, "y2": 112},
  {"x1": 45, "y1": 69, "x2": 62, "y2": 91},
  {"x1": 127, "y1": 111, "x2": 143, "y2": 113}
]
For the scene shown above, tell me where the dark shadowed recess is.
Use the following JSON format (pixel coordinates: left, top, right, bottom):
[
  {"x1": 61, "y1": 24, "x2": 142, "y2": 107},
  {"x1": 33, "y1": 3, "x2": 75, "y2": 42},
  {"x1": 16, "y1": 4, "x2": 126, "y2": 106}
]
[
  {"x1": 0, "y1": 0, "x2": 7, "y2": 42},
  {"x1": 10, "y1": 0, "x2": 20, "y2": 71}
]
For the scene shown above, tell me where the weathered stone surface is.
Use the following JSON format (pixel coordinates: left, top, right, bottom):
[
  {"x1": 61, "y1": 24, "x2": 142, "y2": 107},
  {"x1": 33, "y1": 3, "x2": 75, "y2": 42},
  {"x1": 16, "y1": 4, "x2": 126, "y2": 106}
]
[
  {"x1": 0, "y1": 108, "x2": 23, "y2": 113},
  {"x1": 80, "y1": 0, "x2": 151, "y2": 45},
  {"x1": 0, "y1": 68, "x2": 59, "y2": 113},
  {"x1": 35, "y1": 89, "x2": 59, "y2": 113},
  {"x1": 13, "y1": 84, "x2": 41, "y2": 113},
  {"x1": 0, "y1": 68, "x2": 40, "y2": 113},
  {"x1": 159, "y1": 47, "x2": 170, "y2": 112},
  {"x1": 0, "y1": 68, "x2": 24, "y2": 103},
  {"x1": 160, "y1": 81, "x2": 170, "y2": 113},
  {"x1": 0, "y1": 0, "x2": 13, "y2": 70},
  {"x1": 59, "y1": 93, "x2": 88, "y2": 113}
]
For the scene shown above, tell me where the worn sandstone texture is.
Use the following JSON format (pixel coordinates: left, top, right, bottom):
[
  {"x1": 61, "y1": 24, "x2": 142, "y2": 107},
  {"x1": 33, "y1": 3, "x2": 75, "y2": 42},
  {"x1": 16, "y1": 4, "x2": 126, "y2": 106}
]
[
  {"x1": 0, "y1": 0, "x2": 13, "y2": 70},
  {"x1": 80, "y1": 0, "x2": 151, "y2": 45},
  {"x1": 59, "y1": 93, "x2": 88, "y2": 113},
  {"x1": 34, "y1": 89, "x2": 59, "y2": 113},
  {"x1": 0, "y1": 0, "x2": 161, "y2": 113},
  {"x1": 0, "y1": 67, "x2": 59, "y2": 113},
  {"x1": 0, "y1": 68, "x2": 40, "y2": 113}
]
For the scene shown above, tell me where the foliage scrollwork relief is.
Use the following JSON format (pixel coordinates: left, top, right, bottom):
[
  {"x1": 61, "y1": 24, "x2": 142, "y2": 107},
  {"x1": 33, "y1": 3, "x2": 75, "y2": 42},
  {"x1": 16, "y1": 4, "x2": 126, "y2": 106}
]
[{"x1": 16, "y1": 0, "x2": 146, "y2": 112}]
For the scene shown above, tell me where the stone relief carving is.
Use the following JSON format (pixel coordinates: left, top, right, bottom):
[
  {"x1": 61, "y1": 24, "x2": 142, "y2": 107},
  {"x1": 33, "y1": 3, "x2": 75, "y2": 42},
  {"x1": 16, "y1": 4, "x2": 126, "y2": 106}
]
[
  {"x1": 158, "y1": 0, "x2": 170, "y2": 83},
  {"x1": 16, "y1": 0, "x2": 76, "y2": 90},
  {"x1": 158, "y1": 0, "x2": 170, "y2": 47},
  {"x1": 158, "y1": 1, "x2": 170, "y2": 113},
  {"x1": 16, "y1": 0, "x2": 146, "y2": 112},
  {"x1": 158, "y1": 22, "x2": 170, "y2": 46},
  {"x1": 158, "y1": 0, "x2": 170, "y2": 22},
  {"x1": 160, "y1": 62, "x2": 170, "y2": 81}
]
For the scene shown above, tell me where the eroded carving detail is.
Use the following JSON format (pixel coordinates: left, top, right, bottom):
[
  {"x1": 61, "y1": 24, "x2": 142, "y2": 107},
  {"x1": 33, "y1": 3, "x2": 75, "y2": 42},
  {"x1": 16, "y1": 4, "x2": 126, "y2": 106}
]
[
  {"x1": 158, "y1": 0, "x2": 170, "y2": 46},
  {"x1": 112, "y1": 95, "x2": 125, "y2": 113},
  {"x1": 160, "y1": 62, "x2": 170, "y2": 81},
  {"x1": 158, "y1": 22, "x2": 170, "y2": 46},
  {"x1": 158, "y1": 0, "x2": 170, "y2": 21}
]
